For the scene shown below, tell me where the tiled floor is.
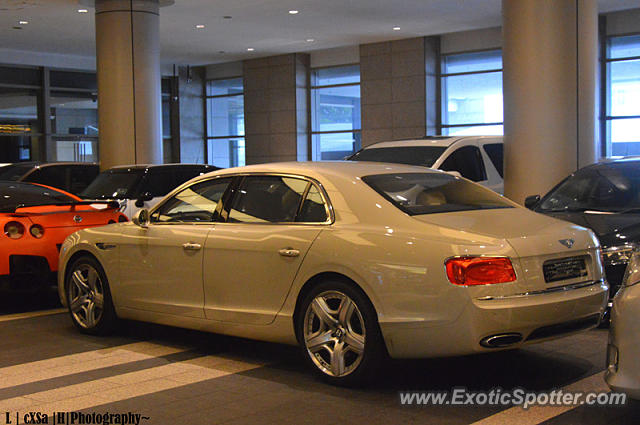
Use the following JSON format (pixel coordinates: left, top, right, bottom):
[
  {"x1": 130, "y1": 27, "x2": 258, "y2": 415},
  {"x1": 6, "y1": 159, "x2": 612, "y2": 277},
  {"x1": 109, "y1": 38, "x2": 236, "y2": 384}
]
[{"x1": 0, "y1": 309, "x2": 638, "y2": 425}]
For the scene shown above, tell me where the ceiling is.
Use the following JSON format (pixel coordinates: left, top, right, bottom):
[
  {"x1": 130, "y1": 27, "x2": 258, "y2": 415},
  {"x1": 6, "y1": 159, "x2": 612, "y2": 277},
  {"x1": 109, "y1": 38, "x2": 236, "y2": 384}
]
[{"x1": 0, "y1": 0, "x2": 638, "y2": 67}]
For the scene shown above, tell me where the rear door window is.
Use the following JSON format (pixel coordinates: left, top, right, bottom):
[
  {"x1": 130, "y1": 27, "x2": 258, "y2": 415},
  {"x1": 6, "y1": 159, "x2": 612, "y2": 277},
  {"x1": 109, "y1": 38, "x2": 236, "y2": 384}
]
[
  {"x1": 228, "y1": 176, "x2": 308, "y2": 223},
  {"x1": 482, "y1": 143, "x2": 504, "y2": 178},
  {"x1": 297, "y1": 184, "x2": 328, "y2": 223},
  {"x1": 439, "y1": 145, "x2": 487, "y2": 182}
]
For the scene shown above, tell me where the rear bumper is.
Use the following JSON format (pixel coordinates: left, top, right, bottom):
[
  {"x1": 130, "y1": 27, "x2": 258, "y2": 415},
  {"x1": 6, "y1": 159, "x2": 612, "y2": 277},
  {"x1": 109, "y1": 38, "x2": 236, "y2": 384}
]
[
  {"x1": 0, "y1": 243, "x2": 61, "y2": 276},
  {"x1": 380, "y1": 280, "x2": 608, "y2": 358}
]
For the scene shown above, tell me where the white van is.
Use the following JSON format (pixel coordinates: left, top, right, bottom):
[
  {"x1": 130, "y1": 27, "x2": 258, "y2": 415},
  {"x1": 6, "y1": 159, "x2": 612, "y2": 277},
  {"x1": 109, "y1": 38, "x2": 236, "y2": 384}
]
[{"x1": 348, "y1": 136, "x2": 504, "y2": 193}]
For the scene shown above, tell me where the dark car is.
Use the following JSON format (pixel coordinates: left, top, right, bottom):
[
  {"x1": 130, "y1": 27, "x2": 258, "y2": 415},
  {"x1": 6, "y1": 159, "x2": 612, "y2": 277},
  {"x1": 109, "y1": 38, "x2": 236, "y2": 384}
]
[
  {"x1": 80, "y1": 163, "x2": 219, "y2": 218},
  {"x1": 0, "y1": 162, "x2": 99, "y2": 196},
  {"x1": 525, "y1": 158, "x2": 640, "y2": 317}
]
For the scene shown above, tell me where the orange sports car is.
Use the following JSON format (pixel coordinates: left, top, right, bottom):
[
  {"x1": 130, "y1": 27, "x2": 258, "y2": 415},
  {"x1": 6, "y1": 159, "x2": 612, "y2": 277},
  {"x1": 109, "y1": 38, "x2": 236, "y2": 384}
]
[{"x1": 0, "y1": 181, "x2": 127, "y2": 291}]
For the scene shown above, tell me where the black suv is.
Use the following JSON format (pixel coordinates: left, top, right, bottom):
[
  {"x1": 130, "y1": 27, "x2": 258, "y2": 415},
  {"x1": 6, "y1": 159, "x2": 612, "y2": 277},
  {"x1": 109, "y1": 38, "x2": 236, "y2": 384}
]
[
  {"x1": 80, "y1": 164, "x2": 219, "y2": 217},
  {"x1": 0, "y1": 162, "x2": 99, "y2": 195}
]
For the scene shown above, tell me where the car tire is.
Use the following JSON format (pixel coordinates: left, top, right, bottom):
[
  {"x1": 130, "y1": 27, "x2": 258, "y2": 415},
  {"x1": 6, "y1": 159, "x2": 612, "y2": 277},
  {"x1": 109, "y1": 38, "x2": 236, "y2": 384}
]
[
  {"x1": 297, "y1": 280, "x2": 384, "y2": 386},
  {"x1": 65, "y1": 256, "x2": 117, "y2": 335}
]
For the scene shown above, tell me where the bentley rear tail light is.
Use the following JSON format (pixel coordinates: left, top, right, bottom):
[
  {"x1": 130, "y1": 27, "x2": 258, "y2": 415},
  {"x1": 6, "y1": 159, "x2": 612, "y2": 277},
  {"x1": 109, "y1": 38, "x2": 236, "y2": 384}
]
[
  {"x1": 29, "y1": 224, "x2": 44, "y2": 239},
  {"x1": 4, "y1": 221, "x2": 25, "y2": 239},
  {"x1": 446, "y1": 257, "x2": 516, "y2": 286}
]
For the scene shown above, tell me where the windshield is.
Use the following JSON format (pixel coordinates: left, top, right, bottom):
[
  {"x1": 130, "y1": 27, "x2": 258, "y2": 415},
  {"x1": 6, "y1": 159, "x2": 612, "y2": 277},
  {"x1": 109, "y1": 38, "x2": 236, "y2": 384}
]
[
  {"x1": 538, "y1": 163, "x2": 640, "y2": 213},
  {"x1": 0, "y1": 182, "x2": 74, "y2": 211},
  {"x1": 0, "y1": 163, "x2": 37, "y2": 181},
  {"x1": 80, "y1": 169, "x2": 144, "y2": 199},
  {"x1": 363, "y1": 172, "x2": 513, "y2": 215},
  {"x1": 350, "y1": 146, "x2": 447, "y2": 167}
]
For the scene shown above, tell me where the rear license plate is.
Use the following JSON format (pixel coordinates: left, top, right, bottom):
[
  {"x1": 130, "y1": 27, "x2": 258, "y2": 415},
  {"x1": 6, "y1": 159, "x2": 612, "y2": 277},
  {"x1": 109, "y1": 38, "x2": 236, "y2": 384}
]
[{"x1": 543, "y1": 256, "x2": 588, "y2": 283}]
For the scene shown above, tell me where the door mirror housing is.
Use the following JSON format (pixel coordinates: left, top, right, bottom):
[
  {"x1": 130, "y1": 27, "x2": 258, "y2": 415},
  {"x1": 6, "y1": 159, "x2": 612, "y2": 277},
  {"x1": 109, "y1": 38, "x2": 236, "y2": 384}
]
[
  {"x1": 132, "y1": 208, "x2": 150, "y2": 228},
  {"x1": 524, "y1": 195, "x2": 541, "y2": 210}
]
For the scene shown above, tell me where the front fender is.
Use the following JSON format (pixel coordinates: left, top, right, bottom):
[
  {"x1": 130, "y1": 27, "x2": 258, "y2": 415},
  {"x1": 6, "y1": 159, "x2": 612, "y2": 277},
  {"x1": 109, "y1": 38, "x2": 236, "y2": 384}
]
[{"x1": 57, "y1": 226, "x2": 123, "y2": 307}]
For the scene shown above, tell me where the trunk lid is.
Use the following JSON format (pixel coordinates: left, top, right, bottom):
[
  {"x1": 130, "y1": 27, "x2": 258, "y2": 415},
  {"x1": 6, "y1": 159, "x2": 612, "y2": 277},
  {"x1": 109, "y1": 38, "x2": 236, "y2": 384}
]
[{"x1": 413, "y1": 207, "x2": 603, "y2": 296}]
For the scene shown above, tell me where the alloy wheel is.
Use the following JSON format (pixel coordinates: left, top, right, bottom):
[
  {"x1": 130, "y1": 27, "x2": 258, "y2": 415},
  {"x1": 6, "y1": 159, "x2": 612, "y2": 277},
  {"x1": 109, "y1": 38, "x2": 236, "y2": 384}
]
[
  {"x1": 303, "y1": 290, "x2": 366, "y2": 378},
  {"x1": 68, "y1": 263, "x2": 105, "y2": 329}
]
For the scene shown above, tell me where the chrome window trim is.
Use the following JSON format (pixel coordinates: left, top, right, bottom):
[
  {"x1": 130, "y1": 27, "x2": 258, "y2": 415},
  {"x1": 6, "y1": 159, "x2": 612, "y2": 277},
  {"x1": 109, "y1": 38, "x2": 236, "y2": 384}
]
[{"x1": 149, "y1": 172, "x2": 335, "y2": 226}]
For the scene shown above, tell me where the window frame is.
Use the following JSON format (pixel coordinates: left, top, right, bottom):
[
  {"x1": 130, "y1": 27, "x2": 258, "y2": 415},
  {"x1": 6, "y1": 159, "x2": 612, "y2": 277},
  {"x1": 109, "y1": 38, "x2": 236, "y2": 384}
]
[
  {"x1": 205, "y1": 76, "x2": 245, "y2": 167},
  {"x1": 439, "y1": 48, "x2": 503, "y2": 135},
  {"x1": 147, "y1": 173, "x2": 334, "y2": 226},
  {"x1": 310, "y1": 63, "x2": 362, "y2": 161},
  {"x1": 602, "y1": 32, "x2": 640, "y2": 157}
]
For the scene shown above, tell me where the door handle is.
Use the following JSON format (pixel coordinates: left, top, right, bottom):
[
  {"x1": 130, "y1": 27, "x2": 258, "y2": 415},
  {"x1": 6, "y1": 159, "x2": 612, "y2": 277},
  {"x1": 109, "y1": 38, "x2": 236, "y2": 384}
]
[
  {"x1": 182, "y1": 242, "x2": 202, "y2": 251},
  {"x1": 278, "y1": 248, "x2": 300, "y2": 257}
]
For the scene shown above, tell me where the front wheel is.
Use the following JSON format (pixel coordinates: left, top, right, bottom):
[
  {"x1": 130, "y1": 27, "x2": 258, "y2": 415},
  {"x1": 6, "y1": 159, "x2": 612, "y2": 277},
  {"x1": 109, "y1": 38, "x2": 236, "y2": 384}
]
[
  {"x1": 65, "y1": 256, "x2": 117, "y2": 335},
  {"x1": 297, "y1": 281, "x2": 384, "y2": 386}
]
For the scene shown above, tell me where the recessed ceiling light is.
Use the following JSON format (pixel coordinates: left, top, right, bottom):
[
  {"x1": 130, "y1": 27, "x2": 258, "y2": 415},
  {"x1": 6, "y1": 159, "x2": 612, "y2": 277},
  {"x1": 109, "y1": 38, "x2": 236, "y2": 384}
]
[
  {"x1": 306, "y1": 38, "x2": 315, "y2": 42},
  {"x1": 393, "y1": 26, "x2": 401, "y2": 31},
  {"x1": 19, "y1": 20, "x2": 28, "y2": 25},
  {"x1": 247, "y1": 47, "x2": 255, "y2": 51},
  {"x1": 195, "y1": 24, "x2": 205, "y2": 29},
  {"x1": 78, "y1": 9, "x2": 88, "y2": 13},
  {"x1": 288, "y1": 10, "x2": 299, "y2": 14}
]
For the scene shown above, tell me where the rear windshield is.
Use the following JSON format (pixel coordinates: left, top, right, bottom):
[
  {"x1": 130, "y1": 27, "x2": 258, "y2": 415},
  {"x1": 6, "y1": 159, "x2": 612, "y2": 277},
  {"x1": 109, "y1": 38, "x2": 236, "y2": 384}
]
[
  {"x1": 350, "y1": 146, "x2": 447, "y2": 167},
  {"x1": 80, "y1": 169, "x2": 144, "y2": 199},
  {"x1": 0, "y1": 182, "x2": 74, "y2": 211},
  {"x1": 362, "y1": 172, "x2": 513, "y2": 215},
  {"x1": 0, "y1": 163, "x2": 36, "y2": 181}
]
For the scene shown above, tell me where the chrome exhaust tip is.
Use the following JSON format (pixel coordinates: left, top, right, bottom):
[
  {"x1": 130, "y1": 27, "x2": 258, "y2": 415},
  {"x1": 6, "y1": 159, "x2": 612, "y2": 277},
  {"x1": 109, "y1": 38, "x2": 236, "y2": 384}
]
[{"x1": 480, "y1": 333, "x2": 523, "y2": 348}]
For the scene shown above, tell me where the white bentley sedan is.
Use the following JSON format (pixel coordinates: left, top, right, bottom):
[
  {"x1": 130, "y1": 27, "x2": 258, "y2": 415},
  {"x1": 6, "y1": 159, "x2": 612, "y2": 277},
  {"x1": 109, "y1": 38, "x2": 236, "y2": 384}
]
[{"x1": 58, "y1": 162, "x2": 608, "y2": 385}]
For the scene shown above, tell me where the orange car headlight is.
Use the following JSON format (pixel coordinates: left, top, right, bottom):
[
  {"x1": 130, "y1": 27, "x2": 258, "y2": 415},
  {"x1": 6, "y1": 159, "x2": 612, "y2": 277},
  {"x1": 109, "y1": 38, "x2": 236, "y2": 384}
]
[
  {"x1": 29, "y1": 224, "x2": 45, "y2": 239},
  {"x1": 4, "y1": 221, "x2": 25, "y2": 239}
]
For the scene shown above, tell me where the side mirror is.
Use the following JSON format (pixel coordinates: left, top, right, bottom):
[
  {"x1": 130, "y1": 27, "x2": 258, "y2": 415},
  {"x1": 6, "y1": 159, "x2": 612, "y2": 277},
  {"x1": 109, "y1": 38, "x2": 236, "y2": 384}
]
[
  {"x1": 135, "y1": 192, "x2": 153, "y2": 208},
  {"x1": 524, "y1": 195, "x2": 541, "y2": 210},
  {"x1": 132, "y1": 208, "x2": 150, "y2": 228}
]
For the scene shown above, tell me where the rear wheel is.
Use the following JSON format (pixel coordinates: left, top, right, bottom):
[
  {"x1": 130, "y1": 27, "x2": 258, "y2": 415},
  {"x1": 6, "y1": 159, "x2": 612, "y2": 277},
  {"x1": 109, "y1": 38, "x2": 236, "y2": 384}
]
[
  {"x1": 65, "y1": 256, "x2": 117, "y2": 335},
  {"x1": 297, "y1": 280, "x2": 384, "y2": 386}
]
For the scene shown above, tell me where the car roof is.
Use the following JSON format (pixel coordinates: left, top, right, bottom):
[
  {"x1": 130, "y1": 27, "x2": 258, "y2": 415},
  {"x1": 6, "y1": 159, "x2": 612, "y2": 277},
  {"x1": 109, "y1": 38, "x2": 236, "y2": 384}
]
[
  {"x1": 596, "y1": 156, "x2": 640, "y2": 165},
  {"x1": 106, "y1": 163, "x2": 215, "y2": 171},
  {"x1": 4, "y1": 161, "x2": 97, "y2": 168},
  {"x1": 363, "y1": 135, "x2": 501, "y2": 149},
  {"x1": 198, "y1": 161, "x2": 447, "y2": 181}
]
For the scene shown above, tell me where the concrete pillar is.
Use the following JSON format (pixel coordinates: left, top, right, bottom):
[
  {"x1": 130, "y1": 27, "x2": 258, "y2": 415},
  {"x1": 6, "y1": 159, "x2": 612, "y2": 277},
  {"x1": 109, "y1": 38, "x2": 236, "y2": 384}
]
[
  {"x1": 243, "y1": 54, "x2": 309, "y2": 164},
  {"x1": 502, "y1": 0, "x2": 598, "y2": 203},
  {"x1": 94, "y1": 0, "x2": 168, "y2": 169},
  {"x1": 360, "y1": 37, "x2": 427, "y2": 146}
]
